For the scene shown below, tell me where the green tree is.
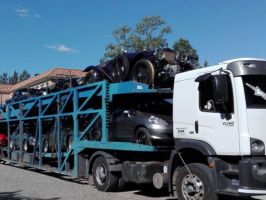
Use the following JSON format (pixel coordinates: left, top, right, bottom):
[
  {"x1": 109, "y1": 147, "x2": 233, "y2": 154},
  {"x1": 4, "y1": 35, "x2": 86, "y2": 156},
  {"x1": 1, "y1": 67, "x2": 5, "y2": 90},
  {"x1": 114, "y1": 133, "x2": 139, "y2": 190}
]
[
  {"x1": 10, "y1": 71, "x2": 18, "y2": 85},
  {"x1": 0, "y1": 73, "x2": 8, "y2": 84},
  {"x1": 134, "y1": 16, "x2": 171, "y2": 50},
  {"x1": 203, "y1": 60, "x2": 208, "y2": 67},
  {"x1": 173, "y1": 38, "x2": 199, "y2": 66},
  {"x1": 19, "y1": 70, "x2": 31, "y2": 82},
  {"x1": 103, "y1": 16, "x2": 172, "y2": 61}
]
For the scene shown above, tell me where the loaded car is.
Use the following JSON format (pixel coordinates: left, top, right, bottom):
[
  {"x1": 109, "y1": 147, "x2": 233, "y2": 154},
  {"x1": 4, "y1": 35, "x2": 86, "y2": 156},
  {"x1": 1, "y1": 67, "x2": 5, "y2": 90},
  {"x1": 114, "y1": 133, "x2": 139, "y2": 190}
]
[
  {"x1": 9, "y1": 128, "x2": 36, "y2": 152},
  {"x1": 98, "y1": 95, "x2": 173, "y2": 146},
  {"x1": 6, "y1": 88, "x2": 40, "y2": 104},
  {"x1": 42, "y1": 125, "x2": 73, "y2": 153},
  {"x1": 83, "y1": 48, "x2": 195, "y2": 88},
  {"x1": 0, "y1": 133, "x2": 7, "y2": 147},
  {"x1": 48, "y1": 77, "x2": 84, "y2": 93}
]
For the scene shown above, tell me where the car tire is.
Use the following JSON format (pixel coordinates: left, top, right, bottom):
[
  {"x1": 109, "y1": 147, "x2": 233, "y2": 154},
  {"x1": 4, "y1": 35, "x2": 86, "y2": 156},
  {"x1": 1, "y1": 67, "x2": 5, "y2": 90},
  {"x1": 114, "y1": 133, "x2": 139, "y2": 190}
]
[
  {"x1": 131, "y1": 59, "x2": 155, "y2": 87},
  {"x1": 176, "y1": 163, "x2": 218, "y2": 200},
  {"x1": 23, "y1": 140, "x2": 29, "y2": 152},
  {"x1": 84, "y1": 69, "x2": 98, "y2": 84},
  {"x1": 135, "y1": 127, "x2": 152, "y2": 145},
  {"x1": 92, "y1": 156, "x2": 118, "y2": 192},
  {"x1": 67, "y1": 136, "x2": 74, "y2": 151},
  {"x1": 9, "y1": 139, "x2": 14, "y2": 150},
  {"x1": 43, "y1": 139, "x2": 49, "y2": 153},
  {"x1": 111, "y1": 55, "x2": 130, "y2": 82},
  {"x1": 89, "y1": 128, "x2": 102, "y2": 141}
]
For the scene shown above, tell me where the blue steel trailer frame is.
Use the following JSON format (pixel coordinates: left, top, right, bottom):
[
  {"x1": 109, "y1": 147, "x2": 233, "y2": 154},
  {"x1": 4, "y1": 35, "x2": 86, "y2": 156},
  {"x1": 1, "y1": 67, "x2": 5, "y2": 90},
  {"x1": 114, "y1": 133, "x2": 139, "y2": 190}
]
[{"x1": 0, "y1": 81, "x2": 172, "y2": 177}]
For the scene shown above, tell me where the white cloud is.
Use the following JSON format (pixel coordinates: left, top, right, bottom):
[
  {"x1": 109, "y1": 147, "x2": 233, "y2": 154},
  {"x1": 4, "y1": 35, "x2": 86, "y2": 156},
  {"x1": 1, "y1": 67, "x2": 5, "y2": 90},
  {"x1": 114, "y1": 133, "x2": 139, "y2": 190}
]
[
  {"x1": 34, "y1": 14, "x2": 41, "y2": 18},
  {"x1": 15, "y1": 8, "x2": 29, "y2": 18},
  {"x1": 45, "y1": 44, "x2": 78, "y2": 53}
]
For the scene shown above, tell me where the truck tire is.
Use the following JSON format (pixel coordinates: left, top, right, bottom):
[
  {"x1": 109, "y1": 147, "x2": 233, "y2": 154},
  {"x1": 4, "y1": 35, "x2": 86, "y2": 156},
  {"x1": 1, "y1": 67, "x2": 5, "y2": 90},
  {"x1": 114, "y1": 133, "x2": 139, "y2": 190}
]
[
  {"x1": 131, "y1": 59, "x2": 155, "y2": 87},
  {"x1": 176, "y1": 163, "x2": 218, "y2": 200},
  {"x1": 92, "y1": 156, "x2": 118, "y2": 192},
  {"x1": 135, "y1": 127, "x2": 152, "y2": 145}
]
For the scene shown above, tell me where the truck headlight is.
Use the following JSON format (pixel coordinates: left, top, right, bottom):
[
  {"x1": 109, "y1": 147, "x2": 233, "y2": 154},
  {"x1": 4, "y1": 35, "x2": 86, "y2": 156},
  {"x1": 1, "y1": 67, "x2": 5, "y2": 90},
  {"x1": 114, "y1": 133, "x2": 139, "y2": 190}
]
[
  {"x1": 250, "y1": 138, "x2": 265, "y2": 155},
  {"x1": 149, "y1": 116, "x2": 168, "y2": 126}
]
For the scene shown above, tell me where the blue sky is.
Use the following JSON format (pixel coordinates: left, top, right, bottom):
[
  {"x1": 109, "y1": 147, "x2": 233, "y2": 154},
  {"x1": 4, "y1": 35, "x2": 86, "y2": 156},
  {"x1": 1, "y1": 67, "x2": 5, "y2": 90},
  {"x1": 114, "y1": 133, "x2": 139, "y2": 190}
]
[{"x1": 0, "y1": 0, "x2": 266, "y2": 75}]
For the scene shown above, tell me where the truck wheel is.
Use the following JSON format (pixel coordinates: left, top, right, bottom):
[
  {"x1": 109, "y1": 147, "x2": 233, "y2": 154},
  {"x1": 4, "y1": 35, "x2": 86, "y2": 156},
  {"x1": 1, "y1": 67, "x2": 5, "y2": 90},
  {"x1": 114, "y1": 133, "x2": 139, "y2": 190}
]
[
  {"x1": 135, "y1": 127, "x2": 152, "y2": 145},
  {"x1": 131, "y1": 59, "x2": 155, "y2": 87},
  {"x1": 176, "y1": 163, "x2": 218, "y2": 200},
  {"x1": 92, "y1": 156, "x2": 118, "y2": 192}
]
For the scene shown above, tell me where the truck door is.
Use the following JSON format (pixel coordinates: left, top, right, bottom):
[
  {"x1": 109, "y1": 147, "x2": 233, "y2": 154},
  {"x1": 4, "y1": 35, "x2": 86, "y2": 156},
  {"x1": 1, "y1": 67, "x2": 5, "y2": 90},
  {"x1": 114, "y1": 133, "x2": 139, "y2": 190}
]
[{"x1": 196, "y1": 74, "x2": 240, "y2": 155}]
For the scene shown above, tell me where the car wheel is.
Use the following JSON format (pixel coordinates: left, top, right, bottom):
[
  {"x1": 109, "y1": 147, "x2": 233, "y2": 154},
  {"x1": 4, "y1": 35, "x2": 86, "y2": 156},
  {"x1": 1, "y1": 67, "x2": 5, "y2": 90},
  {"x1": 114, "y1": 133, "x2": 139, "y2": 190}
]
[
  {"x1": 176, "y1": 163, "x2": 218, "y2": 200},
  {"x1": 9, "y1": 139, "x2": 14, "y2": 150},
  {"x1": 92, "y1": 156, "x2": 118, "y2": 192},
  {"x1": 131, "y1": 59, "x2": 155, "y2": 87},
  {"x1": 84, "y1": 69, "x2": 98, "y2": 84},
  {"x1": 23, "y1": 140, "x2": 29, "y2": 152},
  {"x1": 43, "y1": 139, "x2": 49, "y2": 153},
  {"x1": 135, "y1": 127, "x2": 152, "y2": 145},
  {"x1": 89, "y1": 128, "x2": 101, "y2": 141},
  {"x1": 67, "y1": 136, "x2": 74, "y2": 151},
  {"x1": 111, "y1": 55, "x2": 130, "y2": 82}
]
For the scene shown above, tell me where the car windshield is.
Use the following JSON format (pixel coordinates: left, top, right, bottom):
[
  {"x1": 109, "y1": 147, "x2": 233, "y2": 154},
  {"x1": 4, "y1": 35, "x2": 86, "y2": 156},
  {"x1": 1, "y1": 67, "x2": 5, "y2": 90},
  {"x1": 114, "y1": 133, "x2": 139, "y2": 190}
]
[
  {"x1": 136, "y1": 99, "x2": 172, "y2": 115},
  {"x1": 242, "y1": 75, "x2": 266, "y2": 108}
]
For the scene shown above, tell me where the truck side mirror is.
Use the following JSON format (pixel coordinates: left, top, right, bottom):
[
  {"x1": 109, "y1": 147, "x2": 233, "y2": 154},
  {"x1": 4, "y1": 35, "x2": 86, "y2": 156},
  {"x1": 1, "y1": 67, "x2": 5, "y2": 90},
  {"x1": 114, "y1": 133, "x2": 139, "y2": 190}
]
[{"x1": 212, "y1": 75, "x2": 229, "y2": 106}]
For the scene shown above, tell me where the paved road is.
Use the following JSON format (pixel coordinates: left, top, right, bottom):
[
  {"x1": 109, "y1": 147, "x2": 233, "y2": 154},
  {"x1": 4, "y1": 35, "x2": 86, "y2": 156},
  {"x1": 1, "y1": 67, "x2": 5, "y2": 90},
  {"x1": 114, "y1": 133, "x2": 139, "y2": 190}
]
[{"x1": 0, "y1": 163, "x2": 266, "y2": 200}]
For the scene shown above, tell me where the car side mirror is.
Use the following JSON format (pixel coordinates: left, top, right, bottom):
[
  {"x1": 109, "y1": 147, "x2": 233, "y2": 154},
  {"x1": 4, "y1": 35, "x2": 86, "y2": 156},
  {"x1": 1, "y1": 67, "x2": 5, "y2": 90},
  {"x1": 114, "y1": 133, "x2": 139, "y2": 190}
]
[
  {"x1": 212, "y1": 75, "x2": 229, "y2": 106},
  {"x1": 123, "y1": 110, "x2": 131, "y2": 117}
]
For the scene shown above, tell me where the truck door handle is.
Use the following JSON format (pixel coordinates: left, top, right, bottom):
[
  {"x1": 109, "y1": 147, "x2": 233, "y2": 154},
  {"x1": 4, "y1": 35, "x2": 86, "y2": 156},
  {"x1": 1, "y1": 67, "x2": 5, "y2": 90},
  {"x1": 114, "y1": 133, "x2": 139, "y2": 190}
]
[{"x1": 195, "y1": 121, "x2": 199, "y2": 133}]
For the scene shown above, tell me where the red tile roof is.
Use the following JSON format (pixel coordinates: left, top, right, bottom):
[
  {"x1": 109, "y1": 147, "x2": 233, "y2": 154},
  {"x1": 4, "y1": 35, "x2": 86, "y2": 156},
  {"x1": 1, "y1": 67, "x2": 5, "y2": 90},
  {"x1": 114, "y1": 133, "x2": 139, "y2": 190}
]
[
  {"x1": 0, "y1": 68, "x2": 86, "y2": 93},
  {"x1": 0, "y1": 85, "x2": 13, "y2": 93}
]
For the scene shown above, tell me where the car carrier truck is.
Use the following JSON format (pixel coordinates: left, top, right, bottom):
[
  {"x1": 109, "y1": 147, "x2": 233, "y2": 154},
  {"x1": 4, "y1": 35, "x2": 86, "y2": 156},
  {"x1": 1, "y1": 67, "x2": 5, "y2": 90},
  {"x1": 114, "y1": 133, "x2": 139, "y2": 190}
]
[{"x1": 1, "y1": 58, "x2": 266, "y2": 200}]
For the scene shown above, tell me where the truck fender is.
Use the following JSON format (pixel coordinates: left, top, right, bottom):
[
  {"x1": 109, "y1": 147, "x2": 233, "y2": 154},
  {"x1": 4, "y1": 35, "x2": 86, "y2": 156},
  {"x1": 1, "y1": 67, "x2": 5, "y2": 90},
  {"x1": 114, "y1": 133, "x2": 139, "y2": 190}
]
[
  {"x1": 88, "y1": 151, "x2": 121, "y2": 176},
  {"x1": 168, "y1": 140, "x2": 217, "y2": 194}
]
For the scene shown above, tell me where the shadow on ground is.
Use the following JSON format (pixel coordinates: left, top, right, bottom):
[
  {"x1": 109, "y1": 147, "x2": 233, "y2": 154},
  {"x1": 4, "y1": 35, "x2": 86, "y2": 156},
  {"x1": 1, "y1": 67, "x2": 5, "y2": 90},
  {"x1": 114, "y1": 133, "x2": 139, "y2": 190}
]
[{"x1": 0, "y1": 190, "x2": 60, "y2": 200}]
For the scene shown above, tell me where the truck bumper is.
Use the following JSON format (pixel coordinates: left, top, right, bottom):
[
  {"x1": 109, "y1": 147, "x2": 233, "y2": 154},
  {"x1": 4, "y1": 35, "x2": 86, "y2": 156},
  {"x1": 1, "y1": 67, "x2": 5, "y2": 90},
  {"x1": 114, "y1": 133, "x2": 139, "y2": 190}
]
[
  {"x1": 216, "y1": 156, "x2": 266, "y2": 196},
  {"x1": 238, "y1": 157, "x2": 266, "y2": 195}
]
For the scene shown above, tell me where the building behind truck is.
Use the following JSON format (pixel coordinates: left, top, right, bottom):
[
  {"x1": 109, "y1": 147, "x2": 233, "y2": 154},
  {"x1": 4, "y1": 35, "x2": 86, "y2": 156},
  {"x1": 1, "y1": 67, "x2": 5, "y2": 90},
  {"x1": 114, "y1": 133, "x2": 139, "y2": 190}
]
[
  {"x1": 0, "y1": 68, "x2": 86, "y2": 105},
  {"x1": 0, "y1": 58, "x2": 266, "y2": 200}
]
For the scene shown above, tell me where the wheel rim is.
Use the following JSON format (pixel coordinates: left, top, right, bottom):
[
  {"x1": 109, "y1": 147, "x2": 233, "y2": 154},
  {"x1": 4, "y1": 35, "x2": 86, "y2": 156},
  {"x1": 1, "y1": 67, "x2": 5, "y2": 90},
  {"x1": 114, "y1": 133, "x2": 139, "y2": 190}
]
[
  {"x1": 43, "y1": 141, "x2": 48, "y2": 152},
  {"x1": 68, "y1": 137, "x2": 73, "y2": 150},
  {"x1": 181, "y1": 174, "x2": 204, "y2": 200},
  {"x1": 10, "y1": 140, "x2": 13, "y2": 149},
  {"x1": 136, "y1": 131, "x2": 148, "y2": 144},
  {"x1": 135, "y1": 65, "x2": 149, "y2": 83},
  {"x1": 90, "y1": 129, "x2": 101, "y2": 141},
  {"x1": 112, "y1": 62, "x2": 126, "y2": 81},
  {"x1": 95, "y1": 164, "x2": 107, "y2": 186},
  {"x1": 23, "y1": 141, "x2": 28, "y2": 152}
]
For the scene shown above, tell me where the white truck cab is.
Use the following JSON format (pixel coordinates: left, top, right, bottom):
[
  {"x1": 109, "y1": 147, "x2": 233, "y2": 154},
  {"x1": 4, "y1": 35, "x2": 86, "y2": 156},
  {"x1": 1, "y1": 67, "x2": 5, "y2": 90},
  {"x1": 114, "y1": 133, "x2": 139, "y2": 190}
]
[{"x1": 170, "y1": 58, "x2": 266, "y2": 199}]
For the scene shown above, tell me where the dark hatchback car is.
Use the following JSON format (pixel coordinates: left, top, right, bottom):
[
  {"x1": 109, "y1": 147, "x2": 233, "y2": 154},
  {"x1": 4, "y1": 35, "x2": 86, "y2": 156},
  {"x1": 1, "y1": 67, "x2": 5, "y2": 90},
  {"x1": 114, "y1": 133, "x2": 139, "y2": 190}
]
[
  {"x1": 83, "y1": 48, "x2": 195, "y2": 88},
  {"x1": 108, "y1": 98, "x2": 173, "y2": 146},
  {"x1": 6, "y1": 88, "x2": 40, "y2": 104}
]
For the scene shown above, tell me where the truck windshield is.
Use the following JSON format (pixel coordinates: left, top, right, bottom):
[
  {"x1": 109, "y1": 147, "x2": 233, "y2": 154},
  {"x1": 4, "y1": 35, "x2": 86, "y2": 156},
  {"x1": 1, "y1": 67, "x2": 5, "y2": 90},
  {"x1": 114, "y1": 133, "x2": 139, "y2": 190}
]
[{"x1": 243, "y1": 75, "x2": 266, "y2": 108}]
